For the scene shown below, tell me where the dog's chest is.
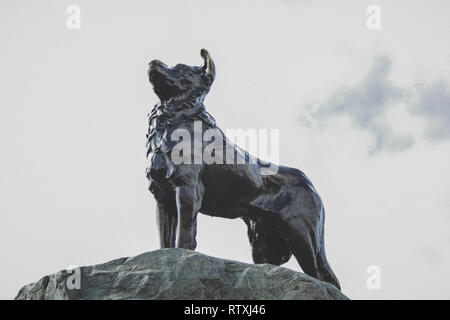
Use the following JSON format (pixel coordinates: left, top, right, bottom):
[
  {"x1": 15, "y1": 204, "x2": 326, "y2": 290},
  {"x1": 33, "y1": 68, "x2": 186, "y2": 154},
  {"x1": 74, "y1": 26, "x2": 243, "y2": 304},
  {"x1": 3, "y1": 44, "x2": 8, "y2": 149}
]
[
  {"x1": 145, "y1": 111, "x2": 177, "y2": 184},
  {"x1": 146, "y1": 104, "x2": 217, "y2": 156},
  {"x1": 146, "y1": 108, "x2": 174, "y2": 155}
]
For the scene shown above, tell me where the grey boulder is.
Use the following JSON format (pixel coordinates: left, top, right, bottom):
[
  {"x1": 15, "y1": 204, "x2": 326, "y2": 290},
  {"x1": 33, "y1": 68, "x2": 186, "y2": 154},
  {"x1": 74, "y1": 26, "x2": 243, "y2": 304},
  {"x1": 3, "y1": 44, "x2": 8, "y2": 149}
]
[{"x1": 15, "y1": 248, "x2": 348, "y2": 300}]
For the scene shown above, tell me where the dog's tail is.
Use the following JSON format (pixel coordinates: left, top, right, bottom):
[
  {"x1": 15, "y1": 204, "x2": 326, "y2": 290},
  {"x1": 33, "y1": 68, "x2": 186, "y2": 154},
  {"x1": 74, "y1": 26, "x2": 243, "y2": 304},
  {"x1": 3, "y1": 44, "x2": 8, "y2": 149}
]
[{"x1": 316, "y1": 222, "x2": 341, "y2": 290}]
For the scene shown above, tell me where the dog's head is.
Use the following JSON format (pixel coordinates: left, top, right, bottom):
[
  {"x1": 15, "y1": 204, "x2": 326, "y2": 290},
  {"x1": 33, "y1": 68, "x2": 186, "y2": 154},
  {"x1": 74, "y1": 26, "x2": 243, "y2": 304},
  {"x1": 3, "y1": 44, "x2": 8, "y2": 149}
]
[{"x1": 148, "y1": 49, "x2": 215, "y2": 103}]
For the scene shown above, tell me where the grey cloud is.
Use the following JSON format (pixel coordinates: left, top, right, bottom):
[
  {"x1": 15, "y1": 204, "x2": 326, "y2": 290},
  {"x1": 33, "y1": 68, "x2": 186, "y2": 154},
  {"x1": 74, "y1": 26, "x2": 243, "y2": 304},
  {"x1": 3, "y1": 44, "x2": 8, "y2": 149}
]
[
  {"x1": 311, "y1": 56, "x2": 414, "y2": 154},
  {"x1": 418, "y1": 246, "x2": 445, "y2": 267},
  {"x1": 411, "y1": 81, "x2": 450, "y2": 141}
]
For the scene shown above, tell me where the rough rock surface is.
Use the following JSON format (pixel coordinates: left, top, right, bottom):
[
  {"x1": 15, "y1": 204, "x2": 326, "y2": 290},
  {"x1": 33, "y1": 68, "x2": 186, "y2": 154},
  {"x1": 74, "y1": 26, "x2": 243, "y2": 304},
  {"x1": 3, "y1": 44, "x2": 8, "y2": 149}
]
[{"x1": 15, "y1": 248, "x2": 348, "y2": 300}]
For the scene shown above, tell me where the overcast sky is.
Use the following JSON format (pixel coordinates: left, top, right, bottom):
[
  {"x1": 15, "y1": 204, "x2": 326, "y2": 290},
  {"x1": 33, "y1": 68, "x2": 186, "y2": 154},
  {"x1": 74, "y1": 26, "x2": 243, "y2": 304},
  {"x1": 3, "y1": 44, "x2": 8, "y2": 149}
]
[{"x1": 1, "y1": 0, "x2": 449, "y2": 299}]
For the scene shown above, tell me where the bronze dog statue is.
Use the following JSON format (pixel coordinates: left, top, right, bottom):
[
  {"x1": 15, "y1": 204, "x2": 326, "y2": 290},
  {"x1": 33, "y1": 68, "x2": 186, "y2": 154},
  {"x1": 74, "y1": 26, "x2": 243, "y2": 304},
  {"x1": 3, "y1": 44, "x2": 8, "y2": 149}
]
[{"x1": 146, "y1": 49, "x2": 340, "y2": 289}]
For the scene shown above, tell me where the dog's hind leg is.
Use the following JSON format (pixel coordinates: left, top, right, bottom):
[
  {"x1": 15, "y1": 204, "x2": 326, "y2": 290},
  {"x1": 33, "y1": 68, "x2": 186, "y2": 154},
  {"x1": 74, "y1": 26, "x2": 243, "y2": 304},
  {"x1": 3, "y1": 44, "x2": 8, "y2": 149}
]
[
  {"x1": 156, "y1": 200, "x2": 177, "y2": 248},
  {"x1": 282, "y1": 216, "x2": 321, "y2": 278},
  {"x1": 281, "y1": 205, "x2": 341, "y2": 289},
  {"x1": 243, "y1": 215, "x2": 292, "y2": 266},
  {"x1": 175, "y1": 183, "x2": 204, "y2": 250}
]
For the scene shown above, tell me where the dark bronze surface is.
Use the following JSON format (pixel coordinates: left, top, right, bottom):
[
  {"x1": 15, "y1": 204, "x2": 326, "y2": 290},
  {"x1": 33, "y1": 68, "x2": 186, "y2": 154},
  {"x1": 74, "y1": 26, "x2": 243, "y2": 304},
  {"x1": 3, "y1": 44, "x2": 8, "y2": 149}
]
[{"x1": 146, "y1": 49, "x2": 340, "y2": 289}]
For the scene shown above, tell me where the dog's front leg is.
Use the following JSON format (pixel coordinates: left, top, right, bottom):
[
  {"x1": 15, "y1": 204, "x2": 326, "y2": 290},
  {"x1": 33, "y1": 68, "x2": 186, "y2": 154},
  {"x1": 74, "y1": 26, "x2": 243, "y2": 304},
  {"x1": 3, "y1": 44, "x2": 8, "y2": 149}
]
[
  {"x1": 175, "y1": 183, "x2": 204, "y2": 250},
  {"x1": 156, "y1": 201, "x2": 178, "y2": 248}
]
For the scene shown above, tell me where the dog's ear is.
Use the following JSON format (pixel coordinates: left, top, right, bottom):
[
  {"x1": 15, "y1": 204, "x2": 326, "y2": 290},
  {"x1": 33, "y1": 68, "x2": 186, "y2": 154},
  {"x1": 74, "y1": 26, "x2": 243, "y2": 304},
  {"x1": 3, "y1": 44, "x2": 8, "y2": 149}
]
[{"x1": 201, "y1": 49, "x2": 215, "y2": 82}]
